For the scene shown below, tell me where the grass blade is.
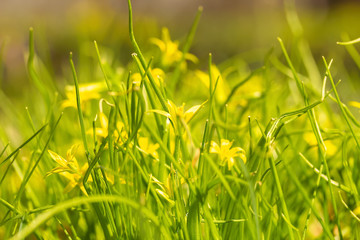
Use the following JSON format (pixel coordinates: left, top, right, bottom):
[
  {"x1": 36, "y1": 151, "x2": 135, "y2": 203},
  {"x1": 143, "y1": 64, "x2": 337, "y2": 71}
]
[
  {"x1": 10, "y1": 195, "x2": 161, "y2": 240},
  {"x1": 0, "y1": 124, "x2": 47, "y2": 167},
  {"x1": 69, "y1": 52, "x2": 90, "y2": 159},
  {"x1": 323, "y1": 57, "x2": 360, "y2": 151}
]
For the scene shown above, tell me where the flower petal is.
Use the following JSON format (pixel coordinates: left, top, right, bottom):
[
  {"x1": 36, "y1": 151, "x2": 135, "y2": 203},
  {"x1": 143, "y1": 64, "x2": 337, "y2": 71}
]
[
  {"x1": 48, "y1": 150, "x2": 68, "y2": 168},
  {"x1": 228, "y1": 157, "x2": 235, "y2": 170},
  {"x1": 210, "y1": 141, "x2": 220, "y2": 154},
  {"x1": 184, "y1": 100, "x2": 207, "y2": 123}
]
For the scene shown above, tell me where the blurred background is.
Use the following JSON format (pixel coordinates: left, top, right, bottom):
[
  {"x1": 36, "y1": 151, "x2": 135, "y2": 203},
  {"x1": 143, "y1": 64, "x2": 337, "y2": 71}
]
[{"x1": 1, "y1": 0, "x2": 360, "y2": 100}]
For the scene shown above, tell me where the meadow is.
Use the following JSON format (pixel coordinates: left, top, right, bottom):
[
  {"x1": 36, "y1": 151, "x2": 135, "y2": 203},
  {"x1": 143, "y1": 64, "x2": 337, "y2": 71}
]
[{"x1": 1, "y1": 0, "x2": 360, "y2": 239}]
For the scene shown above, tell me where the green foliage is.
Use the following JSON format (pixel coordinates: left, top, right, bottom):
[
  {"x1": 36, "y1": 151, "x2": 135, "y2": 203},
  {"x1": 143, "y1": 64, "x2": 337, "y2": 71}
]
[{"x1": 1, "y1": 1, "x2": 360, "y2": 239}]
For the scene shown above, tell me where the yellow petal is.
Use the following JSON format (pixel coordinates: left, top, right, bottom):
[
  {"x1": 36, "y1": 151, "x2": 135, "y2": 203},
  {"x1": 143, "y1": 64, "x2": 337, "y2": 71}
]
[
  {"x1": 78, "y1": 82, "x2": 106, "y2": 93},
  {"x1": 304, "y1": 132, "x2": 317, "y2": 146},
  {"x1": 61, "y1": 99, "x2": 77, "y2": 109},
  {"x1": 160, "y1": 27, "x2": 171, "y2": 45},
  {"x1": 80, "y1": 185, "x2": 89, "y2": 196},
  {"x1": 61, "y1": 82, "x2": 105, "y2": 110},
  {"x1": 63, "y1": 181, "x2": 77, "y2": 194},
  {"x1": 184, "y1": 53, "x2": 198, "y2": 64},
  {"x1": 228, "y1": 157, "x2": 235, "y2": 170},
  {"x1": 148, "y1": 109, "x2": 172, "y2": 123},
  {"x1": 220, "y1": 139, "x2": 232, "y2": 149},
  {"x1": 148, "y1": 143, "x2": 159, "y2": 153},
  {"x1": 184, "y1": 100, "x2": 207, "y2": 123},
  {"x1": 156, "y1": 189, "x2": 175, "y2": 205},
  {"x1": 105, "y1": 174, "x2": 114, "y2": 185},
  {"x1": 210, "y1": 141, "x2": 220, "y2": 154},
  {"x1": 148, "y1": 109, "x2": 172, "y2": 119},
  {"x1": 45, "y1": 167, "x2": 70, "y2": 177},
  {"x1": 131, "y1": 72, "x2": 142, "y2": 85},
  {"x1": 66, "y1": 144, "x2": 80, "y2": 161},
  {"x1": 151, "y1": 175, "x2": 167, "y2": 192},
  {"x1": 48, "y1": 150, "x2": 68, "y2": 168},
  {"x1": 99, "y1": 112, "x2": 109, "y2": 130},
  {"x1": 354, "y1": 206, "x2": 360, "y2": 215},
  {"x1": 80, "y1": 162, "x2": 89, "y2": 175},
  {"x1": 60, "y1": 171, "x2": 77, "y2": 182},
  {"x1": 95, "y1": 128, "x2": 108, "y2": 138},
  {"x1": 152, "y1": 68, "x2": 165, "y2": 78},
  {"x1": 239, "y1": 153, "x2": 247, "y2": 164},
  {"x1": 150, "y1": 38, "x2": 166, "y2": 52},
  {"x1": 231, "y1": 147, "x2": 245, "y2": 155},
  {"x1": 116, "y1": 121, "x2": 125, "y2": 132},
  {"x1": 166, "y1": 41, "x2": 180, "y2": 56},
  {"x1": 138, "y1": 137, "x2": 149, "y2": 149},
  {"x1": 151, "y1": 68, "x2": 165, "y2": 86},
  {"x1": 167, "y1": 100, "x2": 178, "y2": 119},
  {"x1": 195, "y1": 65, "x2": 229, "y2": 103},
  {"x1": 349, "y1": 101, "x2": 360, "y2": 109}
]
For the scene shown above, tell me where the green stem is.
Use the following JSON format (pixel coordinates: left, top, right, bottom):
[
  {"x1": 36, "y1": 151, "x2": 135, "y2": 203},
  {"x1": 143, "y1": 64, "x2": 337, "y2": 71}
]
[
  {"x1": 323, "y1": 57, "x2": 360, "y2": 151},
  {"x1": 171, "y1": 6, "x2": 203, "y2": 91},
  {"x1": 127, "y1": 0, "x2": 167, "y2": 110},
  {"x1": 266, "y1": 149, "x2": 294, "y2": 240},
  {"x1": 69, "y1": 52, "x2": 90, "y2": 159}
]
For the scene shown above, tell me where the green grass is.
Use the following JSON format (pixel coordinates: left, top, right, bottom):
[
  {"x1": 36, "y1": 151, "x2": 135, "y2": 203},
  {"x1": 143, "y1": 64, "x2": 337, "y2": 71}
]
[{"x1": 1, "y1": 1, "x2": 360, "y2": 239}]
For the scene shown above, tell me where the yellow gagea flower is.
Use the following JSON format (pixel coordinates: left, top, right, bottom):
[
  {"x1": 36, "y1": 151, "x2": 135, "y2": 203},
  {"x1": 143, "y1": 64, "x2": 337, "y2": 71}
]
[
  {"x1": 61, "y1": 82, "x2": 106, "y2": 109},
  {"x1": 137, "y1": 137, "x2": 159, "y2": 159},
  {"x1": 195, "y1": 64, "x2": 230, "y2": 103},
  {"x1": 46, "y1": 144, "x2": 91, "y2": 195},
  {"x1": 89, "y1": 100, "x2": 128, "y2": 145},
  {"x1": 210, "y1": 139, "x2": 246, "y2": 170},
  {"x1": 92, "y1": 111, "x2": 128, "y2": 144},
  {"x1": 150, "y1": 27, "x2": 198, "y2": 68},
  {"x1": 150, "y1": 100, "x2": 207, "y2": 133}
]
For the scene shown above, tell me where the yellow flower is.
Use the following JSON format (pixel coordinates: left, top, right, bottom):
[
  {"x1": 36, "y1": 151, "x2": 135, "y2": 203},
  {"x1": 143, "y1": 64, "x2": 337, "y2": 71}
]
[
  {"x1": 349, "y1": 101, "x2": 360, "y2": 109},
  {"x1": 150, "y1": 99, "x2": 207, "y2": 133},
  {"x1": 137, "y1": 137, "x2": 159, "y2": 159},
  {"x1": 47, "y1": 145, "x2": 114, "y2": 196},
  {"x1": 303, "y1": 132, "x2": 337, "y2": 157},
  {"x1": 210, "y1": 139, "x2": 246, "y2": 170},
  {"x1": 354, "y1": 206, "x2": 360, "y2": 216},
  {"x1": 89, "y1": 101, "x2": 128, "y2": 144},
  {"x1": 195, "y1": 64, "x2": 230, "y2": 103},
  {"x1": 150, "y1": 27, "x2": 198, "y2": 68},
  {"x1": 92, "y1": 112, "x2": 127, "y2": 143},
  {"x1": 61, "y1": 82, "x2": 106, "y2": 109},
  {"x1": 131, "y1": 68, "x2": 165, "y2": 87},
  {"x1": 46, "y1": 145, "x2": 91, "y2": 195}
]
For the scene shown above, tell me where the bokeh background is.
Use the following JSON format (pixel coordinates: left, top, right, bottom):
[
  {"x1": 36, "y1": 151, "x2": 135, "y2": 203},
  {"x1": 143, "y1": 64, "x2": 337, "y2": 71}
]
[{"x1": 1, "y1": 0, "x2": 360, "y2": 101}]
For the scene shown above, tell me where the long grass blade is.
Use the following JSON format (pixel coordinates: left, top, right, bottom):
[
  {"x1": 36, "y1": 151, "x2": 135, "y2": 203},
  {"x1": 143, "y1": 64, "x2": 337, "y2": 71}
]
[
  {"x1": 10, "y1": 195, "x2": 162, "y2": 240},
  {"x1": 0, "y1": 124, "x2": 47, "y2": 167}
]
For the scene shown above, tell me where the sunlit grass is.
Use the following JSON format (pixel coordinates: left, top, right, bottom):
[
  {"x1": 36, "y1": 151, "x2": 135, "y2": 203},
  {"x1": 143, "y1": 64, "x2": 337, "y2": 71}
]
[{"x1": 1, "y1": 0, "x2": 360, "y2": 239}]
